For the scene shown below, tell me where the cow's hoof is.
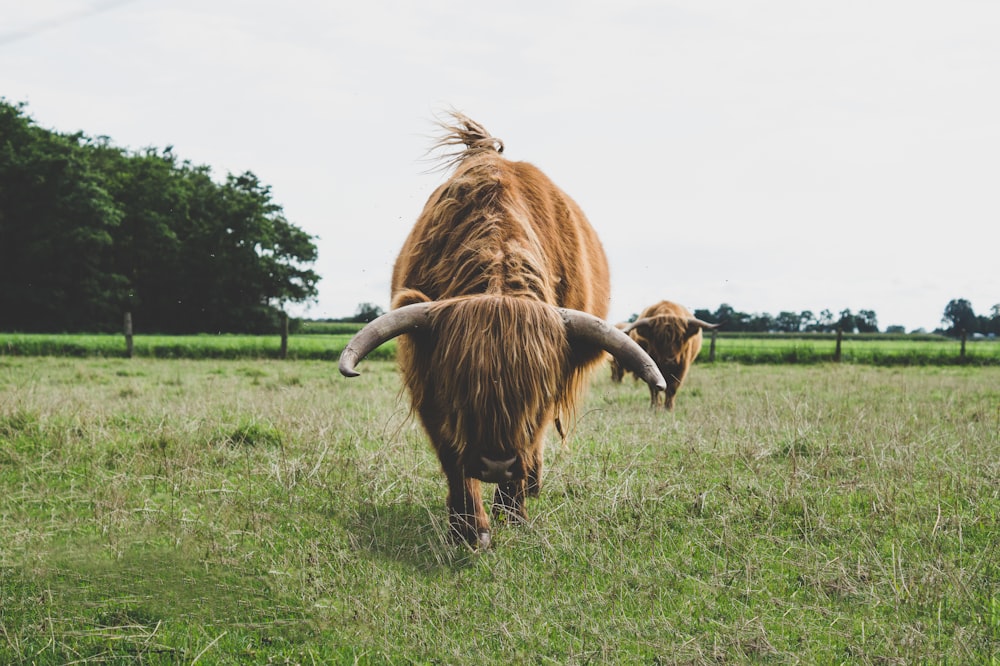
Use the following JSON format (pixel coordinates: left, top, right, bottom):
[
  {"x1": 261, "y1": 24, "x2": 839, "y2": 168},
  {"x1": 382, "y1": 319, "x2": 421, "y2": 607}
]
[{"x1": 450, "y1": 522, "x2": 491, "y2": 550}]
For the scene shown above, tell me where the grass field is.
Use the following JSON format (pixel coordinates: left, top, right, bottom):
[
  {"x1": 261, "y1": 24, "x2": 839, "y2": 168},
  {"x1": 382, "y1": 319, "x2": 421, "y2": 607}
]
[
  {"x1": 2, "y1": 331, "x2": 998, "y2": 366},
  {"x1": 707, "y1": 334, "x2": 1000, "y2": 365},
  {"x1": 1, "y1": 357, "x2": 998, "y2": 663},
  {"x1": 0, "y1": 332, "x2": 377, "y2": 361}
]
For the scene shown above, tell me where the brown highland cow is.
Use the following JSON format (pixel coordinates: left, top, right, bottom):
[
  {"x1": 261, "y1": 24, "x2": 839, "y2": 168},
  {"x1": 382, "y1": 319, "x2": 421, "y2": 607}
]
[
  {"x1": 339, "y1": 113, "x2": 665, "y2": 548},
  {"x1": 617, "y1": 300, "x2": 718, "y2": 410}
]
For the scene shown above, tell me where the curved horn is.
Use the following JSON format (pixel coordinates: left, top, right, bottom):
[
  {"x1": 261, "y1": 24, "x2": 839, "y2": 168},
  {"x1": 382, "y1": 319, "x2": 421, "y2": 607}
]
[
  {"x1": 623, "y1": 317, "x2": 654, "y2": 334},
  {"x1": 688, "y1": 317, "x2": 720, "y2": 330},
  {"x1": 338, "y1": 302, "x2": 433, "y2": 377},
  {"x1": 625, "y1": 315, "x2": 720, "y2": 334},
  {"x1": 558, "y1": 308, "x2": 667, "y2": 392}
]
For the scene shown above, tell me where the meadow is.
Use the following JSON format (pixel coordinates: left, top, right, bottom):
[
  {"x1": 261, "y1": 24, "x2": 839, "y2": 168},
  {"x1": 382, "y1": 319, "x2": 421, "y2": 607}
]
[
  {"x1": 707, "y1": 333, "x2": 1000, "y2": 365},
  {"x1": 0, "y1": 332, "x2": 369, "y2": 361},
  {"x1": 2, "y1": 330, "x2": 998, "y2": 366},
  {"x1": 0, "y1": 357, "x2": 998, "y2": 664}
]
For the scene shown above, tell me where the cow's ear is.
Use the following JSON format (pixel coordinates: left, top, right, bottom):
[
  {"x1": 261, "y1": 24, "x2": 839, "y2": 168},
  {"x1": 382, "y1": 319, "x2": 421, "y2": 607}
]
[{"x1": 392, "y1": 288, "x2": 431, "y2": 309}]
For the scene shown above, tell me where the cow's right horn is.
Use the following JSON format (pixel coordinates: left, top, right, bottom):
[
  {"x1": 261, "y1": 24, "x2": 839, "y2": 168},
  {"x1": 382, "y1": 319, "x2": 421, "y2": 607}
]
[
  {"x1": 558, "y1": 308, "x2": 667, "y2": 393},
  {"x1": 339, "y1": 302, "x2": 433, "y2": 377}
]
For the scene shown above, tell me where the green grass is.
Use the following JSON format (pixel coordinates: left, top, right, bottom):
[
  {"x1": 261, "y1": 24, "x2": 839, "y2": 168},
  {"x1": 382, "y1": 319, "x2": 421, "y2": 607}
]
[
  {"x1": 701, "y1": 333, "x2": 1000, "y2": 365},
  {"x1": 3, "y1": 331, "x2": 996, "y2": 365},
  {"x1": 297, "y1": 321, "x2": 366, "y2": 335},
  {"x1": 1, "y1": 358, "x2": 998, "y2": 663},
  {"x1": 0, "y1": 332, "x2": 392, "y2": 361}
]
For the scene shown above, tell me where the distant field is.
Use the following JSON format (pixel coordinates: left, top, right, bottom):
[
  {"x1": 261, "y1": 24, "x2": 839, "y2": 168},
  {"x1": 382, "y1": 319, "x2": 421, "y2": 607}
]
[
  {"x1": 1, "y1": 330, "x2": 996, "y2": 365},
  {"x1": 0, "y1": 331, "x2": 393, "y2": 361},
  {"x1": 705, "y1": 333, "x2": 1000, "y2": 365},
  {"x1": 1, "y1": 358, "x2": 997, "y2": 663}
]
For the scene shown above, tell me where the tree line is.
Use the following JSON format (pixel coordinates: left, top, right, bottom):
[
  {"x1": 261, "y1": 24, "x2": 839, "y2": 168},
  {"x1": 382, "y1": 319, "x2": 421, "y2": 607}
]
[
  {"x1": 0, "y1": 100, "x2": 319, "y2": 334},
  {"x1": 689, "y1": 299, "x2": 1000, "y2": 336}
]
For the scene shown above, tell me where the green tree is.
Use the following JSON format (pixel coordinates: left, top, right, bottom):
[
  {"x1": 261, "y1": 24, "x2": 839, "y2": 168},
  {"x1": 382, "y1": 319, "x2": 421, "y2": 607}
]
[
  {"x1": 988, "y1": 304, "x2": 1000, "y2": 336},
  {"x1": 856, "y1": 309, "x2": 879, "y2": 333},
  {"x1": 837, "y1": 309, "x2": 857, "y2": 333},
  {"x1": 804, "y1": 309, "x2": 836, "y2": 333},
  {"x1": 713, "y1": 303, "x2": 752, "y2": 331},
  {"x1": 0, "y1": 99, "x2": 320, "y2": 333},
  {"x1": 942, "y1": 298, "x2": 976, "y2": 336},
  {"x1": 748, "y1": 312, "x2": 775, "y2": 332},
  {"x1": 91, "y1": 143, "x2": 188, "y2": 326},
  {"x1": 775, "y1": 311, "x2": 803, "y2": 333},
  {"x1": 693, "y1": 308, "x2": 715, "y2": 324},
  {"x1": 352, "y1": 302, "x2": 385, "y2": 323},
  {"x1": 0, "y1": 100, "x2": 126, "y2": 331}
]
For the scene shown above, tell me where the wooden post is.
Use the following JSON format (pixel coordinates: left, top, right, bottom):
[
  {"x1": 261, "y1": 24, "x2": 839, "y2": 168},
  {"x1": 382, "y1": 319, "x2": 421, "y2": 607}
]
[
  {"x1": 834, "y1": 328, "x2": 842, "y2": 362},
  {"x1": 709, "y1": 329, "x2": 717, "y2": 362},
  {"x1": 279, "y1": 312, "x2": 289, "y2": 359},
  {"x1": 960, "y1": 328, "x2": 966, "y2": 361},
  {"x1": 124, "y1": 312, "x2": 134, "y2": 359}
]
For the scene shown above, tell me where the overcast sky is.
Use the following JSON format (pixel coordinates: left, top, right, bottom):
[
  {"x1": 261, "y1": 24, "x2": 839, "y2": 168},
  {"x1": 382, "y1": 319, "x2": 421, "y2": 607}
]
[{"x1": 3, "y1": 1, "x2": 998, "y2": 332}]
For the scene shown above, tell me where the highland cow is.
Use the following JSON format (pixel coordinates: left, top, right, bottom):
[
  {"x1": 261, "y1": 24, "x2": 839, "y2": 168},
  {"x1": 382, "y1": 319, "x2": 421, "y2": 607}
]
[
  {"x1": 621, "y1": 300, "x2": 718, "y2": 410},
  {"x1": 339, "y1": 113, "x2": 665, "y2": 548}
]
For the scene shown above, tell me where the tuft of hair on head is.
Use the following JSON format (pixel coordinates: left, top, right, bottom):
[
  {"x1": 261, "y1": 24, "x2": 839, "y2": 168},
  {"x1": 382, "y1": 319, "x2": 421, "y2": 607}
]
[{"x1": 427, "y1": 109, "x2": 505, "y2": 172}]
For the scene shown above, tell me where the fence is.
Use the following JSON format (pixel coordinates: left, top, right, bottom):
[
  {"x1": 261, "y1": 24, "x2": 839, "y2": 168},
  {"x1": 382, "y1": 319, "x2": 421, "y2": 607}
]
[
  {"x1": 701, "y1": 329, "x2": 996, "y2": 365},
  {"x1": 3, "y1": 323, "x2": 996, "y2": 365}
]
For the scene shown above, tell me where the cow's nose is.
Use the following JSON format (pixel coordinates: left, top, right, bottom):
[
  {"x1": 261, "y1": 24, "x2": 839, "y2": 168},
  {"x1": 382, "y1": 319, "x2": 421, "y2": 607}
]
[{"x1": 478, "y1": 455, "x2": 517, "y2": 483}]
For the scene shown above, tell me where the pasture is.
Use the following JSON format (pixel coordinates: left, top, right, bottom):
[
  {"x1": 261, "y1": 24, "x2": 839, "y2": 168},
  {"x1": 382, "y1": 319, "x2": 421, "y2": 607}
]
[
  {"x1": 2, "y1": 331, "x2": 998, "y2": 366},
  {"x1": 1, "y1": 357, "x2": 997, "y2": 663}
]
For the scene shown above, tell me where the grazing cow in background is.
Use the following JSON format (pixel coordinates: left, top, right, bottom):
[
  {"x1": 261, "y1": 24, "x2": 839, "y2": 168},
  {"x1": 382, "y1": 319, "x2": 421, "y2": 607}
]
[
  {"x1": 339, "y1": 112, "x2": 665, "y2": 548},
  {"x1": 621, "y1": 300, "x2": 718, "y2": 410}
]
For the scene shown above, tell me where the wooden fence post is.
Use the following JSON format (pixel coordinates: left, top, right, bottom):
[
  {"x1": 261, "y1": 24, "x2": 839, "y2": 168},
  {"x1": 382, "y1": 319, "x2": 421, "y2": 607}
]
[
  {"x1": 834, "y1": 328, "x2": 842, "y2": 362},
  {"x1": 124, "y1": 312, "x2": 134, "y2": 359},
  {"x1": 960, "y1": 328, "x2": 966, "y2": 361},
  {"x1": 709, "y1": 329, "x2": 717, "y2": 362},
  {"x1": 279, "y1": 312, "x2": 289, "y2": 359}
]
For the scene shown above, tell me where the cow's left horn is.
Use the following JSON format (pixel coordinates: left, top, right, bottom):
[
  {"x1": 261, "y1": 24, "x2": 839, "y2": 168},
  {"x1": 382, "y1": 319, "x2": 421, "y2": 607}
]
[
  {"x1": 339, "y1": 302, "x2": 433, "y2": 377},
  {"x1": 688, "y1": 317, "x2": 720, "y2": 330},
  {"x1": 558, "y1": 308, "x2": 667, "y2": 393},
  {"x1": 622, "y1": 317, "x2": 652, "y2": 334}
]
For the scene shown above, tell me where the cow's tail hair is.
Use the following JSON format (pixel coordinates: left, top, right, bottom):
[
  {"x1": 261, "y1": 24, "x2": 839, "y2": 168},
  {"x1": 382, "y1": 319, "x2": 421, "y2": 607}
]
[{"x1": 428, "y1": 110, "x2": 505, "y2": 172}]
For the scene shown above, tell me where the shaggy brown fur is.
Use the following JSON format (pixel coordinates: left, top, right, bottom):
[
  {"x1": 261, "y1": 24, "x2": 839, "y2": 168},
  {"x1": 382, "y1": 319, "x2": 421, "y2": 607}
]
[
  {"x1": 625, "y1": 300, "x2": 714, "y2": 410},
  {"x1": 390, "y1": 113, "x2": 613, "y2": 547}
]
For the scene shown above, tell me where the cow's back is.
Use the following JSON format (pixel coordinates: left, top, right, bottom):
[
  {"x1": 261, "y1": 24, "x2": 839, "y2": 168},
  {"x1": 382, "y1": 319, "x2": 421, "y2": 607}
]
[{"x1": 391, "y1": 153, "x2": 609, "y2": 318}]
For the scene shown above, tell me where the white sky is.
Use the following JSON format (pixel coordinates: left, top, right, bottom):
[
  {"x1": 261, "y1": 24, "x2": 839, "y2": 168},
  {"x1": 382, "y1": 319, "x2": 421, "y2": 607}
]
[{"x1": 2, "y1": 0, "x2": 998, "y2": 332}]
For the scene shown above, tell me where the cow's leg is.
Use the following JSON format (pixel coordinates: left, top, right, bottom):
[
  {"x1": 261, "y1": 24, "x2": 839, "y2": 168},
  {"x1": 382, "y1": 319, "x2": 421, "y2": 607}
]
[
  {"x1": 420, "y1": 408, "x2": 491, "y2": 548},
  {"x1": 648, "y1": 383, "x2": 662, "y2": 408},
  {"x1": 610, "y1": 360, "x2": 624, "y2": 383},
  {"x1": 437, "y1": 446, "x2": 491, "y2": 548},
  {"x1": 492, "y1": 478, "x2": 527, "y2": 524},
  {"x1": 525, "y1": 442, "x2": 543, "y2": 497}
]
